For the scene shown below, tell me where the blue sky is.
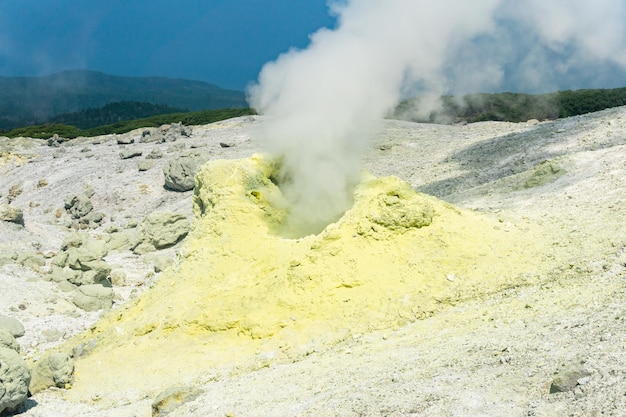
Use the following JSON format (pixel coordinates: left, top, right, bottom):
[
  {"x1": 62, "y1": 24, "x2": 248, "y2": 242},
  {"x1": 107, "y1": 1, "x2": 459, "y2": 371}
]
[
  {"x1": 1, "y1": 0, "x2": 626, "y2": 94},
  {"x1": 0, "y1": 0, "x2": 335, "y2": 90}
]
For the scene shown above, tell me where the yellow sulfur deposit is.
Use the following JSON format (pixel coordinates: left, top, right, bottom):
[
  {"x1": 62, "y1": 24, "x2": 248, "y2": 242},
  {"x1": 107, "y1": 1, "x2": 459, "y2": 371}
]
[{"x1": 63, "y1": 155, "x2": 562, "y2": 400}]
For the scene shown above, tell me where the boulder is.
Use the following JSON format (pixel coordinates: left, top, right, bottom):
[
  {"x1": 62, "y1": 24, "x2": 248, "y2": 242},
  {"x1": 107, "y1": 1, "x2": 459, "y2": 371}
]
[
  {"x1": 132, "y1": 212, "x2": 190, "y2": 254},
  {"x1": 64, "y1": 248, "x2": 112, "y2": 285},
  {"x1": 144, "y1": 253, "x2": 174, "y2": 273},
  {"x1": 145, "y1": 148, "x2": 164, "y2": 159},
  {"x1": 16, "y1": 250, "x2": 45, "y2": 271},
  {"x1": 0, "y1": 251, "x2": 17, "y2": 267},
  {"x1": 60, "y1": 233, "x2": 87, "y2": 251},
  {"x1": 152, "y1": 385, "x2": 202, "y2": 417},
  {"x1": 163, "y1": 152, "x2": 207, "y2": 192},
  {"x1": 72, "y1": 284, "x2": 114, "y2": 311},
  {"x1": 82, "y1": 211, "x2": 106, "y2": 226},
  {"x1": 67, "y1": 260, "x2": 111, "y2": 286},
  {"x1": 166, "y1": 143, "x2": 186, "y2": 153},
  {"x1": 138, "y1": 160, "x2": 155, "y2": 171},
  {"x1": 0, "y1": 328, "x2": 20, "y2": 352},
  {"x1": 105, "y1": 231, "x2": 132, "y2": 251},
  {"x1": 65, "y1": 240, "x2": 108, "y2": 269},
  {"x1": 29, "y1": 352, "x2": 75, "y2": 394},
  {"x1": 524, "y1": 160, "x2": 566, "y2": 189},
  {"x1": 7, "y1": 184, "x2": 23, "y2": 204},
  {"x1": 0, "y1": 316, "x2": 25, "y2": 338},
  {"x1": 64, "y1": 193, "x2": 93, "y2": 219},
  {"x1": 0, "y1": 204, "x2": 24, "y2": 225},
  {"x1": 110, "y1": 270, "x2": 127, "y2": 286},
  {"x1": 47, "y1": 265, "x2": 81, "y2": 284},
  {"x1": 119, "y1": 149, "x2": 143, "y2": 160},
  {"x1": 116, "y1": 135, "x2": 134, "y2": 145},
  {"x1": 156, "y1": 122, "x2": 192, "y2": 143},
  {"x1": 549, "y1": 363, "x2": 591, "y2": 393},
  {"x1": 0, "y1": 347, "x2": 31, "y2": 414}
]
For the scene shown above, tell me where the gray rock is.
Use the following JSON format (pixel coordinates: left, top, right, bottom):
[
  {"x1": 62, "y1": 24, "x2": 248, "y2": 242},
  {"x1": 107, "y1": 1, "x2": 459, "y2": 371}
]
[
  {"x1": 7, "y1": 184, "x2": 23, "y2": 204},
  {"x1": 141, "y1": 129, "x2": 153, "y2": 141},
  {"x1": 29, "y1": 352, "x2": 75, "y2": 394},
  {"x1": 0, "y1": 251, "x2": 17, "y2": 267},
  {"x1": 68, "y1": 260, "x2": 111, "y2": 286},
  {"x1": 0, "y1": 329, "x2": 20, "y2": 352},
  {"x1": 51, "y1": 250, "x2": 69, "y2": 268},
  {"x1": 83, "y1": 211, "x2": 105, "y2": 225},
  {"x1": 152, "y1": 385, "x2": 202, "y2": 417},
  {"x1": 156, "y1": 122, "x2": 192, "y2": 144},
  {"x1": 0, "y1": 316, "x2": 25, "y2": 338},
  {"x1": 47, "y1": 134, "x2": 62, "y2": 147},
  {"x1": 84, "y1": 185, "x2": 96, "y2": 199},
  {"x1": 0, "y1": 347, "x2": 31, "y2": 414},
  {"x1": 116, "y1": 135, "x2": 134, "y2": 145},
  {"x1": 72, "y1": 284, "x2": 114, "y2": 311},
  {"x1": 57, "y1": 280, "x2": 77, "y2": 293},
  {"x1": 16, "y1": 250, "x2": 45, "y2": 271},
  {"x1": 0, "y1": 204, "x2": 24, "y2": 225},
  {"x1": 110, "y1": 270, "x2": 127, "y2": 286},
  {"x1": 105, "y1": 231, "x2": 132, "y2": 251},
  {"x1": 61, "y1": 233, "x2": 87, "y2": 250},
  {"x1": 119, "y1": 149, "x2": 143, "y2": 159},
  {"x1": 166, "y1": 143, "x2": 186, "y2": 153},
  {"x1": 145, "y1": 253, "x2": 174, "y2": 273},
  {"x1": 138, "y1": 160, "x2": 155, "y2": 171},
  {"x1": 145, "y1": 148, "x2": 164, "y2": 159},
  {"x1": 549, "y1": 363, "x2": 591, "y2": 393},
  {"x1": 163, "y1": 152, "x2": 207, "y2": 192},
  {"x1": 64, "y1": 193, "x2": 93, "y2": 219},
  {"x1": 47, "y1": 265, "x2": 82, "y2": 284},
  {"x1": 65, "y1": 240, "x2": 108, "y2": 271},
  {"x1": 132, "y1": 212, "x2": 190, "y2": 254}
]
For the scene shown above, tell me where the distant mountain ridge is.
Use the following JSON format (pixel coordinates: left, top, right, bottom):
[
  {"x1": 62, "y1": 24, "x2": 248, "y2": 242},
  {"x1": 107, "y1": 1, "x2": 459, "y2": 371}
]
[
  {"x1": 49, "y1": 101, "x2": 189, "y2": 130},
  {"x1": 0, "y1": 70, "x2": 248, "y2": 130}
]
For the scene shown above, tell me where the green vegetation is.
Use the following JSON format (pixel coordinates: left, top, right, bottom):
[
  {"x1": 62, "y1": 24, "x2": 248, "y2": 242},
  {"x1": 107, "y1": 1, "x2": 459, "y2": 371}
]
[
  {"x1": 391, "y1": 87, "x2": 626, "y2": 124},
  {"x1": 50, "y1": 101, "x2": 189, "y2": 129},
  {"x1": 4, "y1": 124, "x2": 85, "y2": 139},
  {"x1": 5, "y1": 86, "x2": 626, "y2": 140},
  {"x1": 5, "y1": 108, "x2": 255, "y2": 139},
  {"x1": 0, "y1": 70, "x2": 248, "y2": 130}
]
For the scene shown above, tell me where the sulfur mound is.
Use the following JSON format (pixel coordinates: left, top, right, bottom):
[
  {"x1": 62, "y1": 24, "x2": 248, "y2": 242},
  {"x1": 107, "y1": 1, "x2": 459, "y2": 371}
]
[{"x1": 55, "y1": 155, "x2": 560, "y2": 401}]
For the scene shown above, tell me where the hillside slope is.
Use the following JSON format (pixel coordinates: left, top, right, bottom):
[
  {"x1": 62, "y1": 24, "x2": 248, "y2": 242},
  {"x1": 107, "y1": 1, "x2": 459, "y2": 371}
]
[
  {"x1": 0, "y1": 70, "x2": 248, "y2": 130},
  {"x1": 1, "y1": 108, "x2": 625, "y2": 416}
]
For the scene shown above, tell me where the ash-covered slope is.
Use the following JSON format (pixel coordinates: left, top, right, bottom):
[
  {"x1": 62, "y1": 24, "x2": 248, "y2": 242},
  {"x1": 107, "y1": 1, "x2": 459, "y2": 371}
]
[{"x1": 0, "y1": 107, "x2": 625, "y2": 416}]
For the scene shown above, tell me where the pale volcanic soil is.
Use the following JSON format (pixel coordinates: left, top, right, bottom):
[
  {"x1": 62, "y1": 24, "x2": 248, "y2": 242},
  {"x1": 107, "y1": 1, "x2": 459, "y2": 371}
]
[{"x1": 1, "y1": 107, "x2": 626, "y2": 416}]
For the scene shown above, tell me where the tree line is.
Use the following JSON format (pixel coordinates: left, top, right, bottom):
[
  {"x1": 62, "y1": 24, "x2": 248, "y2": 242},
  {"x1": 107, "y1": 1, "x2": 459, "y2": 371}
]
[{"x1": 392, "y1": 87, "x2": 626, "y2": 124}]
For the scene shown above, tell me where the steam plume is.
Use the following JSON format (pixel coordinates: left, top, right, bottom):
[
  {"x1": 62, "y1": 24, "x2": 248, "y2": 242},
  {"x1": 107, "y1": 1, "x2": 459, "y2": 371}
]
[{"x1": 248, "y1": 0, "x2": 626, "y2": 236}]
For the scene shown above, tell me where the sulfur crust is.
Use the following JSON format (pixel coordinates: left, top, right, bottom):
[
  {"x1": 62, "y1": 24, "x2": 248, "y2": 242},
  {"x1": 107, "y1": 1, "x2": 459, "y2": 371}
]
[{"x1": 60, "y1": 155, "x2": 564, "y2": 401}]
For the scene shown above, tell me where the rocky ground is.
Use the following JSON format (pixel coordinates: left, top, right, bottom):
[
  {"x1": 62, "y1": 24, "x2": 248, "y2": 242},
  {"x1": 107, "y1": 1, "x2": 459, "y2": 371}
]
[{"x1": 1, "y1": 108, "x2": 625, "y2": 416}]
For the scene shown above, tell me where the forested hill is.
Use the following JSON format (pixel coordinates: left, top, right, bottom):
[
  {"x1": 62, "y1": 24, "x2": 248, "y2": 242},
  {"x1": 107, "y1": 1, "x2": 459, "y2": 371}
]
[
  {"x1": 392, "y1": 87, "x2": 626, "y2": 124},
  {"x1": 49, "y1": 101, "x2": 188, "y2": 130},
  {"x1": 0, "y1": 70, "x2": 248, "y2": 130}
]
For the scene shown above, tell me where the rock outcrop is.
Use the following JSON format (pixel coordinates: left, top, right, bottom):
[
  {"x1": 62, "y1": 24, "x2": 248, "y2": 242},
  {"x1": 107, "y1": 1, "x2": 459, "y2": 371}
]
[
  {"x1": 163, "y1": 151, "x2": 207, "y2": 192},
  {"x1": 0, "y1": 316, "x2": 25, "y2": 338},
  {"x1": 131, "y1": 212, "x2": 190, "y2": 255},
  {"x1": 0, "y1": 204, "x2": 24, "y2": 225},
  {"x1": 71, "y1": 284, "x2": 114, "y2": 311},
  {"x1": 151, "y1": 385, "x2": 203, "y2": 417},
  {"x1": 0, "y1": 328, "x2": 20, "y2": 352},
  {"x1": 63, "y1": 187, "x2": 106, "y2": 229},
  {"x1": 0, "y1": 333, "x2": 31, "y2": 414},
  {"x1": 49, "y1": 237, "x2": 111, "y2": 288},
  {"x1": 29, "y1": 352, "x2": 75, "y2": 395}
]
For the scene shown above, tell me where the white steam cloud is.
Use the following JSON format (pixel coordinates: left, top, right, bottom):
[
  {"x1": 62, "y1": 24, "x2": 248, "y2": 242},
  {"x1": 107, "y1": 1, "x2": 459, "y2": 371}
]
[{"x1": 247, "y1": 0, "x2": 626, "y2": 236}]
